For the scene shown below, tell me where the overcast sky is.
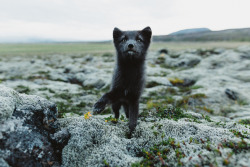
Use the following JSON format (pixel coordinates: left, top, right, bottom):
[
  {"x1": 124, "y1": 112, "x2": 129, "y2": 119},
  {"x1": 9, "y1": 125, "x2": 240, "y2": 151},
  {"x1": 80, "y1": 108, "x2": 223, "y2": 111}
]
[{"x1": 0, "y1": 0, "x2": 250, "y2": 41}]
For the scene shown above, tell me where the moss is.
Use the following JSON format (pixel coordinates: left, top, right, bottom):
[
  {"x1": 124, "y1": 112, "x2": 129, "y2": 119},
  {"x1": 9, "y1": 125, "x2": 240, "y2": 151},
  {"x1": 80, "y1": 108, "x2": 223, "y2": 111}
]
[
  {"x1": 100, "y1": 108, "x2": 112, "y2": 115},
  {"x1": 220, "y1": 107, "x2": 236, "y2": 117},
  {"x1": 15, "y1": 85, "x2": 31, "y2": 94},
  {"x1": 229, "y1": 129, "x2": 248, "y2": 138},
  {"x1": 8, "y1": 76, "x2": 24, "y2": 80},
  {"x1": 148, "y1": 63, "x2": 156, "y2": 67},
  {"x1": 102, "y1": 52, "x2": 113, "y2": 57},
  {"x1": 202, "y1": 114, "x2": 213, "y2": 122},
  {"x1": 103, "y1": 159, "x2": 110, "y2": 167},
  {"x1": 178, "y1": 87, "x2": 192, "y2": 93},
  {"x1": 144, "y1": 101, "x2": 200, "y2": 122},
  {"x1": 139, "y1": 110, "x2": 150, "y2": 118},
  {"x1": 38, "y1": 87, "x2": 56, "y2": 93},
  {"x1": 169, "y1": 78, "x2": 184, "y2": 85},
  {"x1": 57, "y1": 101, "x2": 87, "y2": 118},
  {"x1": 27, "y1": 75, "x2": 49, "y2": 80},
  {"x1": 38, "y1": 87, "x2": 48, "y2": 91},
  {"x1": 160, "y1": 64, "x2": 178, "y2": 70},
  {"x1": 197, "y1": 49, "x2": 218, "y2": 57},
  {"x1": 237, "y1": 99, "x2": 248, "y2": 106},
  {"x1": 223, "y1": 139, "x2": 250, "y2": 153},
  {"x1": 176, "y1": 93, "x2": 207, "y2": 107},
  {"x1": 131, "y1": 162, "x2": 141, "y2": 167},
  {"x1": 239, "y1": 119, "x2": 250, "y2": 125},
  {"x1": 54, "y1": 93, "x2": 72, "y2": 100},
  {"x1": 223, "y1": 159, "x2": 230, "y2": 166},
  {"x1": 165, "y1": 87, "x2": 178, "y2": 95},
  {"x1": 38, "y1": 71, "x2": 50, "y2": 75},
  {"x1": 104, "y1": 115, "x2": 127, "y2": 123},
  {"x1": 155, "y1": 56, "x2": 165, "y2": 64},
  {"x1": 191, "y1": 85, "x2": 203, "y2": 89},
  {"x1": 76, "y1": 101, "x2": 87, "y2": 108},
  {"x1": 146, "y1": 81, "x2": 161, "y2": 88},
  {"x1": 197, "y1": 106, "x2": 214, "y2": 114},
  {"x1": 189, "y1": 93, "x2": 207, "y2": 98},
  {"x1": 132, "y1": 137, "x2": 185, "y2": 167},
  {"x1": 147, "y1": 88, "x2": 177, "y2": 100}
]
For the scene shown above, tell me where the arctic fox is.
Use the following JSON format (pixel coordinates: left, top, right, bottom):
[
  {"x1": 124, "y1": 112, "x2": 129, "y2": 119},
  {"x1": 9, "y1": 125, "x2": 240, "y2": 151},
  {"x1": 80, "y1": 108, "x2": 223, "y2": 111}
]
[{"x1": 93, "y1": 27, "x2": 152, "y2": 132}]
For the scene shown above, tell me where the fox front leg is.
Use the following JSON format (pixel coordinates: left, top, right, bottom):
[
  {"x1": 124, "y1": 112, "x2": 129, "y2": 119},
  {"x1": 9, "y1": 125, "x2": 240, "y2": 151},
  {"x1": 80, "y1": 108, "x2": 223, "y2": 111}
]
[
  {"x1": 93, "y1": 93, "x2": 110, "y2": 114},
  {"x1": 128, "y1": 101, "x2": 139, "y2": 132}
]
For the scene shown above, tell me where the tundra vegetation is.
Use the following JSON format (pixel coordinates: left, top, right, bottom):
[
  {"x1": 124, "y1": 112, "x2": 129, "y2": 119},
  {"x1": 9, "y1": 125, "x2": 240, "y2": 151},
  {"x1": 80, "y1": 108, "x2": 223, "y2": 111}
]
[{"x1": 0, "y1": 42, "x2": 249, "y2": 166}]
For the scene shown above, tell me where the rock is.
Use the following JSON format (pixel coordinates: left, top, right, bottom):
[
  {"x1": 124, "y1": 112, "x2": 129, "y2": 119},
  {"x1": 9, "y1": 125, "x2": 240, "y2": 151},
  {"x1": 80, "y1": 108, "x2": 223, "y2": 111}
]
[
  {"x1": 0, "y1": 158, "x2": 9, "y2": 167},
  {"x1": 169, "y1": 78, "x2": 196, "y2": 87},
  {"x1": 82, "y1": 75, "x2": 108, "y2": 89},
  {"x1": 146, "y1": 76, "x2": 172, "y2": 88},
  {"x1": 225, "y1": 89, "x2": 238, "y2": 100},
  {"x1": 164, "y1": 53, "x2": 201, "y2": 68},
  {"x1": 232, "y1": 72, "x2": 250, "y2": 82},
  {"x1": 159, "y1": 49, "x2": 168, "y2": 54},
  {"x1": 213, "y1": 48, "x2": 226, "y2": 54},
  {"x1": 67, "y1": 72, "x2": 85, "y2": 85},
  {"x1": 0, "y1": 85, "x2": 63, "y2": 166},
  {"x1": 59, "y1": 114, "x2": 250, "y2": 167},
  {"x1": 237, "y1": 45, "x2": 250, "y2": 53},
  {"x1": 67, "y1": 67, "x2": 111, "y2": 89}
]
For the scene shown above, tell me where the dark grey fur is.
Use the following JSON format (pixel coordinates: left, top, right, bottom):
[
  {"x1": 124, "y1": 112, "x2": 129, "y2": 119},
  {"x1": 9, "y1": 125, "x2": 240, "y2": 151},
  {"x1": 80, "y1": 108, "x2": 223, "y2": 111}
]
[{"x1": 93, "y1": 27, "x2": 152, "y2": 131}]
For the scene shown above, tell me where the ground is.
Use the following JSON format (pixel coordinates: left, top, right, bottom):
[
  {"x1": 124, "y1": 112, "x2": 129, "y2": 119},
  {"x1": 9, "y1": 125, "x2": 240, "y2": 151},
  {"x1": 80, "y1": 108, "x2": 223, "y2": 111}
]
[{"x1": 0, "y1": 42, "x2": 250, "y2": 167}]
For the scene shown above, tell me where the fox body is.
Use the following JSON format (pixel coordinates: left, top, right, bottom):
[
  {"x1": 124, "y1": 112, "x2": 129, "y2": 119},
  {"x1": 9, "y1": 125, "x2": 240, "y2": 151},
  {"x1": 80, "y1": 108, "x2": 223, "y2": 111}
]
[{"x1": 93, "y1": 27, "x2": 152, "y2": 131}]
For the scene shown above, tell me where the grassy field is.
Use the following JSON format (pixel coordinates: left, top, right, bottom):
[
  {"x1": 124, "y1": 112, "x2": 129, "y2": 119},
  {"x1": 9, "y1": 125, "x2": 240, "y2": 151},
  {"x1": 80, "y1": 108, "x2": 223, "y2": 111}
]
[{"x1": 0, "y1": 41, "x2": 250, "y2": 56}]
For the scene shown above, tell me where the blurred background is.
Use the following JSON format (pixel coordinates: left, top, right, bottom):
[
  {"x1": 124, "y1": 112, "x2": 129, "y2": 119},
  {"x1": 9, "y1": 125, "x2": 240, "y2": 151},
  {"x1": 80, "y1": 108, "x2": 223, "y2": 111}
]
[{"x1": 0, "y1": 0, "x2": 250, "y2": 42}]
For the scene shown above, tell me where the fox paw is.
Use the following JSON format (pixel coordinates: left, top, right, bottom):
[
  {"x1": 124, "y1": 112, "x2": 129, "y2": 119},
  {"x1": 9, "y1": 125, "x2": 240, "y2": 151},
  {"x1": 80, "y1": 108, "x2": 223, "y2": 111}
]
[{"x1": 93, "y1": 100, "x2": 106, "y2": 114}]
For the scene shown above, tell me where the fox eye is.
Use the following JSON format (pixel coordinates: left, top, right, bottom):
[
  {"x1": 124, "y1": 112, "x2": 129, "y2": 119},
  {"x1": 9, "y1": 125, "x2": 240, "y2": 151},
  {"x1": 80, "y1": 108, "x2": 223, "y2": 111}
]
[
  {"x1": 121, "y1": 38, "x2": 127, "y2": 42},
  {"x1": 137, "y1": 39, "x2": 142, "y2": 42}
]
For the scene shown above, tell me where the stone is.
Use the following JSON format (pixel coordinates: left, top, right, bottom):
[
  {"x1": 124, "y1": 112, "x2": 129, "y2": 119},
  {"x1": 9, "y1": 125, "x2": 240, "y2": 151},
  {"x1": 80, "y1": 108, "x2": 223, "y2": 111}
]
[
  {"x1": 0, "y1": 85, "x2": 63, "y2": 166},
  {"x1": 225, "y1": 89, "x2": 238, "y2": 100}
]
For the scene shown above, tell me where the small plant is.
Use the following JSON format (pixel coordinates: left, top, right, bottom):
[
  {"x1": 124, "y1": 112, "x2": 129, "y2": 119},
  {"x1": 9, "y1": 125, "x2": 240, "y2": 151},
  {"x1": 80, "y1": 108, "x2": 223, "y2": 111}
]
[
  {"x1": 103, "y1": 159, "x2": 110, "y2": 167},
  {"x1": 104, "y1": 116, "x2": 118, "y2": 123},
  {"x1": 84, "y1": 112, "x2": 92, "y2": 119}
]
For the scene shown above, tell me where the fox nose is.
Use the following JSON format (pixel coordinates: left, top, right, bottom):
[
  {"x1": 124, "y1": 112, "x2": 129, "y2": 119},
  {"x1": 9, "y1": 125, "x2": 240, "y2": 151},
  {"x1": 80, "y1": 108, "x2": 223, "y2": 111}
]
[{"x1": 128, "y1": 44, "x2": 134, "y2": 49}]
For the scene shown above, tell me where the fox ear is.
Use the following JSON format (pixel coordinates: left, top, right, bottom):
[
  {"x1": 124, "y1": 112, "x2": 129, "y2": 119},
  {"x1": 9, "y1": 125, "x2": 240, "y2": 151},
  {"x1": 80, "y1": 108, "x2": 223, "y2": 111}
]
[
  {"x1": 141, "y1": 26, "x2": 152, "y2": 40},
  {"x1": 113, "y1": 27, "x2": 122, "y2": 39}
]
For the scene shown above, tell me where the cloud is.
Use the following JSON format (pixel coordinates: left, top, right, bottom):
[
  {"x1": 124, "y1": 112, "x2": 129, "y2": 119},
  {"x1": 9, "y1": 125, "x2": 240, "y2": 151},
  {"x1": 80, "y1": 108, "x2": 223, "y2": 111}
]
[{"x1": 0, "y1": 0, "x2": 249, "y2": 41}]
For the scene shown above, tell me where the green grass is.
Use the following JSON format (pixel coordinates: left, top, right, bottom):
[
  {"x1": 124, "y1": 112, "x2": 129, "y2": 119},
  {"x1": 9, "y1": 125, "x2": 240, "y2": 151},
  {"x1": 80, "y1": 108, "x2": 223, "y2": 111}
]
[
  {"x1": 0, "y1": 42, "x2": 114, "y2": 56},
  {"x1": 15, "y1": 85, "x2": 31, "y2": 94},
  {"x1": 1, "y1": 41, "x2": 250, "y2": 56}
]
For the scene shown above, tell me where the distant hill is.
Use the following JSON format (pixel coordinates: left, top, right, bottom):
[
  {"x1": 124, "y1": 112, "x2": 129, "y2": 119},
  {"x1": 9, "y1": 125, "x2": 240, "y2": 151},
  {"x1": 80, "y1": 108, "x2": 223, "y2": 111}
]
[
  {"x1": 0, "y1": 36, "x2": 57, "y2": 43},
  {"x1": 169, "y1": 28, "x2": 211, "y2": 35},
  {"x1": 153, "y1": 28, "x2": 250, "y2": 42}
]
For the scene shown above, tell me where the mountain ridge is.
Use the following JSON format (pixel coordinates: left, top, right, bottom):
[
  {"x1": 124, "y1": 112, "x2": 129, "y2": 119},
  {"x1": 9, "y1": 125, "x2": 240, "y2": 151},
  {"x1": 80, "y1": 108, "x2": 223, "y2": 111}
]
[{"x1": 153, "y1": 28, "x2": 250, "y2": 42}]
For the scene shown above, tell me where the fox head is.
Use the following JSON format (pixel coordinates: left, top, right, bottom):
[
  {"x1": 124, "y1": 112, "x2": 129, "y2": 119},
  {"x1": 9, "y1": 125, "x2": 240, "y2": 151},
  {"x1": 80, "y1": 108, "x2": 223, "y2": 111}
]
[{"x1": 113, "y1": 27, "x2": 152, "y2": 62}]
